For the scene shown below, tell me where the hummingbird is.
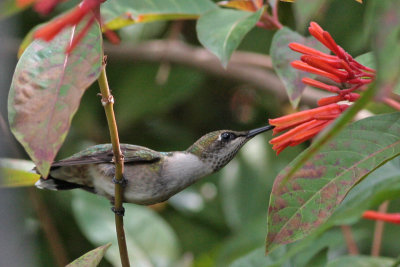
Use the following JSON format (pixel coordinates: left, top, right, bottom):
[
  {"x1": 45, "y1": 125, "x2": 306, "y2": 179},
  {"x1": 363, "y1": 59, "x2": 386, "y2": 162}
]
[{"x1": 35, "y1": 125, "x2": 274, "y2": 206}]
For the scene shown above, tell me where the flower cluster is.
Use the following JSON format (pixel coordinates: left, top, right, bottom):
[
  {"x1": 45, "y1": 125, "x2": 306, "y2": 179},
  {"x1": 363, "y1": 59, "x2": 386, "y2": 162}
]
[
  {"x1": 32, "y1": 0, "x2": 108, "y2": 53},
  {"x1": 269, "y1": 22, "x2": 375, "y2": 154},
  {"x1": 363, "y1": 211, "x2": 400, "y2": 224}
]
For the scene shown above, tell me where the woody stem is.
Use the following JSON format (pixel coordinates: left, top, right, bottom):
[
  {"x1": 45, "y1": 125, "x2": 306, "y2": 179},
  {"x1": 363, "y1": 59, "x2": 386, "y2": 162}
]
[{"x1": 98, "y1": 57, "x2": 130, "y2": 267}]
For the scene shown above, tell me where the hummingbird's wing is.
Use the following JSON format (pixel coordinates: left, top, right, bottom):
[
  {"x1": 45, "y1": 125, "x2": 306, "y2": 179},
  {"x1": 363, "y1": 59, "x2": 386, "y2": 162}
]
[{"x1": 51, "y1": 144, "x2": 161, "y2": 167}]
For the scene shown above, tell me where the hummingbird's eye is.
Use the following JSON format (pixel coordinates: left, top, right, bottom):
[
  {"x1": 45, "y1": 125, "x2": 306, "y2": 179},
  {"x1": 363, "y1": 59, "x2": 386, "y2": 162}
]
[{"x1": 221, "y1": 132, "x2": 235, "y2": 141}]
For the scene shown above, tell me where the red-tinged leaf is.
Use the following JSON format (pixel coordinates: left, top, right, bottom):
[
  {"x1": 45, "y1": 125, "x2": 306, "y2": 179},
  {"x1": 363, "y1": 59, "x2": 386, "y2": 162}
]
[
  {"x1": 266, "y1": 112, "x2": 400, "y2": 253},
  {"x1": 218, "y1": 0, "x2": 259, "y2": 12},
  {"x1": 66, "y1": 243, "x2": 111, "y2": 267},
  {"x1": 8, "y1": 19, "x2": 103, "y2": 177},
  {"x1": 18, "y1": 24, "x2": 42, "y2": 58},
  {"x1": 270, "y1": 27, "x2": 329, "y2": 108}
]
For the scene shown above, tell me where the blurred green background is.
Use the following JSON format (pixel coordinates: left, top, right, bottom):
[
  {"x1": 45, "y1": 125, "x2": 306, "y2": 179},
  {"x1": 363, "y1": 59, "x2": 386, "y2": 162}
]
[{"x1": 1, "y1": 0, "x2": 400, "y2": 266}]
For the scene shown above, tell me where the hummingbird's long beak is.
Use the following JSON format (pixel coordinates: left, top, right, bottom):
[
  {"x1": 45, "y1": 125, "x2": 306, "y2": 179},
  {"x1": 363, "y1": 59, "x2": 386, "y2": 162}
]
[{"x1": 247, "y1": 125, "x2": 275, "y2": 138}]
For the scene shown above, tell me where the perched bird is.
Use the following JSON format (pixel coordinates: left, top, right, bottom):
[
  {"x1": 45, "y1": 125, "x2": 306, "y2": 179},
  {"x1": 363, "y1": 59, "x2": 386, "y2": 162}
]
[{"x1": 36, "y1": 125, "x2": 273, "y2": 205}]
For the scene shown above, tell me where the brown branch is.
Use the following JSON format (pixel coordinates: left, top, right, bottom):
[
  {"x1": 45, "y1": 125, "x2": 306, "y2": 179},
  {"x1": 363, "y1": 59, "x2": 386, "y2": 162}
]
[
  {"x1": 98, "y1": 59, "x2": 130, "y2": 267},
  {"x1": 28, "y1": 189, "x2": 69, "y2": 266},
  {"x1": 371, "y1": 201, "x2": 389, "y2": 256},
  {"x1": 5, "y1": 37, "x2": 327, "y2": 106},
  {"x1": 341, "y1": 225, "x2": 359, "y2": 255},
  {"x1": 104, "y1": 40, "x2": 327, "y2": 106}
]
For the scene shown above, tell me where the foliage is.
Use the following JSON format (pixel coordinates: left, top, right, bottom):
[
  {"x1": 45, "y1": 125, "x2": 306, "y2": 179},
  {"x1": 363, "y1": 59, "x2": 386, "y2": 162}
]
[{"x1": 1, "y1": 0, "x2": 400, "y2": 266}]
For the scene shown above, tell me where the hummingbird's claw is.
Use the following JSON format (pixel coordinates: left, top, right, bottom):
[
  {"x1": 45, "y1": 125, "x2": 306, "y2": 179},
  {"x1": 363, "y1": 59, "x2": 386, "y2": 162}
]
[
  {"x1": 112, "y1": 175, "x2": 127, "y2": 188},
  {"x1": 111, "y1": 206, "x2": 125, "y2": 216}
]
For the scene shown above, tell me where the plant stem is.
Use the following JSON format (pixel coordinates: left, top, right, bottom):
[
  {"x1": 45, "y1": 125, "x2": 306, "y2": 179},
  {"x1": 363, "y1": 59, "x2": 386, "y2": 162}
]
[
  {"x1": 340, "y1": 225, "x2": 359, "y2": 255},
  {"x1": 98, "y1": 57, "x2": 130, "y2": 267},
  {"x1": 371, "y1": 201, "x2": 389, "y2": 256},
  {"x1": 28, "y1": 188, "x2": 69, "y2": 266}
]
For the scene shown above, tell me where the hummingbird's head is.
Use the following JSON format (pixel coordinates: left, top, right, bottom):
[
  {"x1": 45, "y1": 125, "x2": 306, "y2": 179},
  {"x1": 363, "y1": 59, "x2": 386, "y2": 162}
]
[{"x1": 187, "y1": 125, "x2": 274, "y2": 171}]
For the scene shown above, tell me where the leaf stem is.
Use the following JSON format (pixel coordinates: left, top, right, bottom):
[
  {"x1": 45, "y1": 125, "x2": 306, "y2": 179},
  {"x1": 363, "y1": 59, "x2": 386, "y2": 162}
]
[
  {"x1": 98, "y1": 57, "x2": 130, "y2": 267},
  {"x1": 340, "y1": 225, "x2": 359, "y2": 255},
  {"x1": 371, "y1": 201, "x2": 389, "y2": 256}
]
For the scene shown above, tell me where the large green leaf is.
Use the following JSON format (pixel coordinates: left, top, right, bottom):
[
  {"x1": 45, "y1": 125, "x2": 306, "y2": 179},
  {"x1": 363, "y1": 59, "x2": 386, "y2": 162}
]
[
  {"x1": 266, "y1": 112, "x2": 400, "y2": 253},
  {"x1": 231, "y1": 227, "x2": 368, "y2": 267},
  {"x1": 8, "y1": 19, "x2": 103, "y2": 177},
  {"x1": 66, "y1": 243, "x2": 111, "y2": 267},
  {"x1": 270, "y1": 27, "x2": 329, "y2": 108},
  {"x1": 196, "y1": 7, "x2": 264, "y2": 67},
  {"x1": 72, "y1": 191, "x2": 180, "y2": 267},
  {"x1": 328, "y1": 156, "x2": 400, "y2": 226},
  {"x1": 326, "y1": 255, "x2": 395, "y2": 267},
  {"x1": 101, "y1": 0, "x2": 216, "y2": 30}
]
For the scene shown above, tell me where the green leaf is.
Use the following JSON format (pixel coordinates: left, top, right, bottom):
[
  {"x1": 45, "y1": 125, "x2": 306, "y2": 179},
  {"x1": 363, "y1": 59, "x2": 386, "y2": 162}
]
[
  {"x1": 326, "y1": 255, "x2": 395, "y2": 267},
  {"x1": 266, "y1": 111, "x2": 400, "y2": 253},
  {"x1": 101, "y1": 0, "x2": 216, "y2": 30},
  {"x1": 72, "y1": 191, "x2": 180, "y2": 266},
  {"x1": 66, "y1": 243, "x2": 111, "y2": 267},
  {"x1": 328, "y1": 156, "x2": 400, "y2": 226},
  {"x1": 230, "y1": 246, "x2": 287, "y2": 267},
  {"x1": 8, "y1": 19, "x2": 103, "y2": 177},
  {"x1": 196, "y1": 7, "x2": 264, "y2": 67},
  {"x1": 271, "y1": 82, "x2": 377, "y2": 199},
  {"x1": 270, "y1": 27, "x2": 329, "y2": 108},
  {"x1": 369, "y1": 1, "x2": 400, "y2": 95},
  {"x1": 355, "y1": 52, "x2": 375, "y2": 70},
  {"x1": 0, "y1": 158, "x2": 39, "y2": 187}
]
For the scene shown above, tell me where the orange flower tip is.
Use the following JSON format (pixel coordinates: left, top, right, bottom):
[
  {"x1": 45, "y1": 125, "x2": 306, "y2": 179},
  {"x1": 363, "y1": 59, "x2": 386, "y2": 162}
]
[
  {"x1": 317, "y1": 95, "x2": 344, "y2": 106},
  {"x1": 309, "y1": 22, "x2": 324, "y2": 33},
  {"x1": 321, "y1": 31, "x2": 340, "y2": 53},
  {"x1": 16, "y1": 0, "x2": 36, "y2": 8},
  {"x1": 34, "y1": 22, "x2": 64, "y2": 41},
  {"x1": 302, "y1": 77, "x2": 340, "y2": 93},
  {"x1": 292, "y1": 61, "x2": 343, "y2": 83},
  {"x1": 363, "y1": 211, "x2": 400, "y2": 224}
]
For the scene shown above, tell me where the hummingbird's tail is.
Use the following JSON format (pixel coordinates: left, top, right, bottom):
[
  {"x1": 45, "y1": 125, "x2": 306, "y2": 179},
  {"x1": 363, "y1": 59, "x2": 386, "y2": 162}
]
[{"x1": 35, "y1": 177, "x2": 83, "y2": 191}]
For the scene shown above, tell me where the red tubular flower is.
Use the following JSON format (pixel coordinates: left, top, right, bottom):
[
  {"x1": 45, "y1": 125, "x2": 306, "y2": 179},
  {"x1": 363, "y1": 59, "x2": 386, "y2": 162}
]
[
  {"x1": 270, "y1": 103, "x2": 348, "y2": 134},
  {"x1": 34, "y1": 0, "x2": 102, "y2": 53},
  {"x1": 269, "y1": 21, "x2": 377, "y2": 155},
  {"x1": 34, "y1": 0, "x2": 64, "y2": 15},
  {"x1": 363, "y1": 211, "x2": 400, "y2": 224},
  {"x1": 269, "y1": 104, "x2": 349, "y2": 154}
]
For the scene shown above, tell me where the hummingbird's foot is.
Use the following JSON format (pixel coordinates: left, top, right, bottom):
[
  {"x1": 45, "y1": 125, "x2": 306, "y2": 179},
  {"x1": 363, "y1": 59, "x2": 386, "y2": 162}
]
[
  {"x1": 111, "y1": 206, "x2": 125, "y2": 216},
  {"x1": 112, "y1": 175, "x2": 127, "y2": 188}
]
